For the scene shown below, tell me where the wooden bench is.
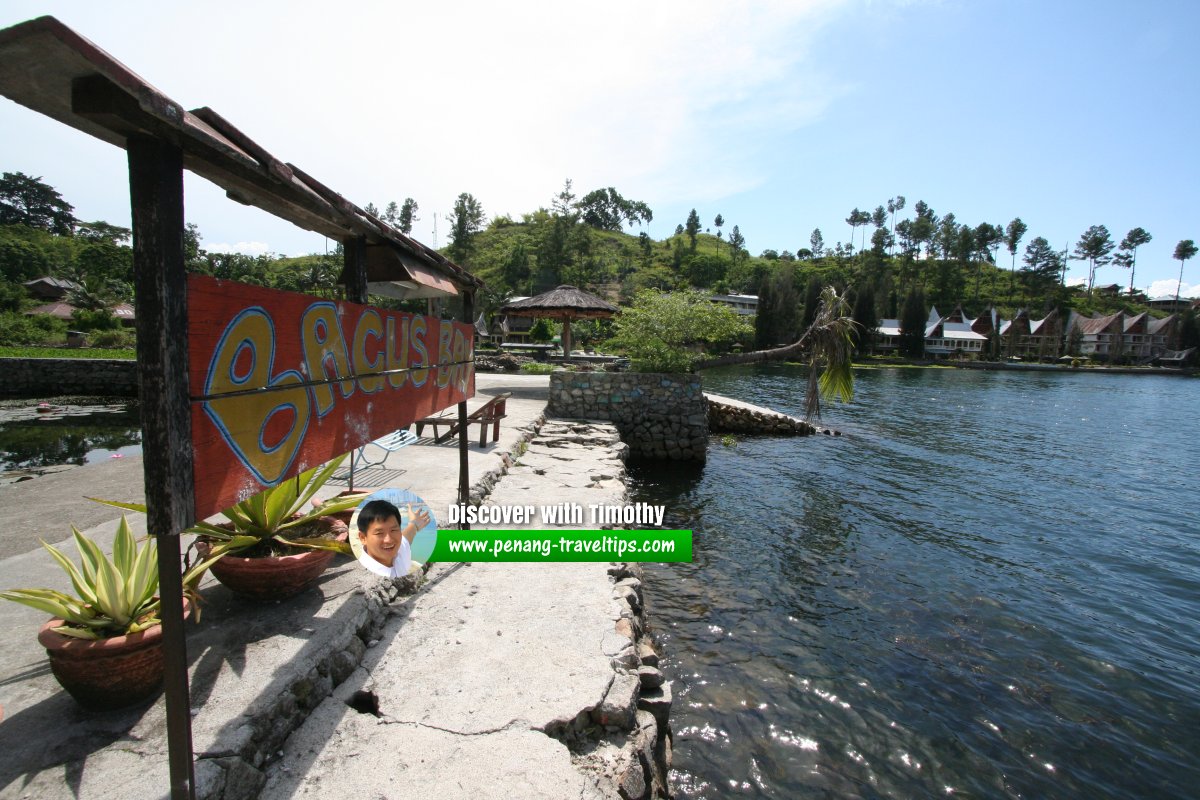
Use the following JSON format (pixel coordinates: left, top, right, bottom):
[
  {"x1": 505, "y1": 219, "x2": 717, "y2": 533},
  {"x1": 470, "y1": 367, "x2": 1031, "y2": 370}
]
[{"x1": 415, "y1": 392, "x2": 511, "y2": 447}]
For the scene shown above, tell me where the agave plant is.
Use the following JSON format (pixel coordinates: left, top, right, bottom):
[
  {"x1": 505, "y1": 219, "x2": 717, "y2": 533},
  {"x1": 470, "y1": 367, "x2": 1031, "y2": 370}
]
[
  {"x1": 0, "y1": 516, "x2": 212, "y2": 639},
  {"x1": 95, "y1": 454, "x2": 366, "y2": 559}
]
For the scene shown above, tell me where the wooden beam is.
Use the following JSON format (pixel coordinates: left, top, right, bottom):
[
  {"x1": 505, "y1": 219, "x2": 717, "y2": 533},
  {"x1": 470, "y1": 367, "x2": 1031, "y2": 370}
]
[
  {"x1": 457, "y1": 291, "x2": 475, "y2": 510},
  {"x1": 127, "y1": 135, "x2": 196, "y2": 800},
  {"x1": 344, "y1": 235, "x2": 368, "y2": 304}
]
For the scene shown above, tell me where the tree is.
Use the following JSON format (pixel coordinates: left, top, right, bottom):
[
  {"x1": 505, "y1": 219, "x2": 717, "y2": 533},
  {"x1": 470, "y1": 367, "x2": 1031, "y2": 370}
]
[
  {"x1": 898, "y1": 287, "x2": 926, "y2": 358},
  {"x1": 1004, "y1": 217, "x2": 1028, "y2": 301},
  {"x1": 845, "y1": 208, "x2": 871, "y2": 253},
  {"x1": 364, "y1": 202, "x2": 380, "y2": 219},
  {"x1": 809, "y1": 228, "x2": 824, "y2": 259},
  {"x1": 0, "y1": 172, "x2": 75, "y2": 235},
  {"x1": 728, "y1": 225, "x2": 747, "y2": 266},
  {"x1": 1021, "y1": 236, "x2": 1059, "y2": 304},
  {"x1": 501, "y1": 242, "x2": 531, "y2": 293},
  {"x1": 851, "y1": 285, "x2": 877, "y2": 354},
  {"x1": 1174, "y1": 239, "x2": 1197, "y2": 304},
  {"x1": 870, "y1": 227, "x2": 892, "y2": 257},
  {"x1": 552, "y1": 180, "x2": 577, "y2": 218},
  {"x1": 935, "y1": 213, "x2": 959, "y2": 262},
  {"x1": 694, "y1": 286, "x2": 856, "y2": 420},
  {"x1": 871, "y1": 205, "x2": 887, "y2": 230},
  {"x1": 754, "y1": 267, "x2": 800, "y2": 348},
  {"x1": 972, "y1": 221, "x2": 1003, "y2": 302},
  {"x1": 0, "y1": 236, "x2": 53, "y2": 282},
  {"x1": 446, "y1": 193, "x2": 485, "y2": 264},
  {"x1": 685, "y1": 209, "x2": 701, "y2": 252},
  {"x1": 801, "y1": 275, "x2": 823, "y2": 333},
  {"x1": 607, "y1": 289, "x2": 752, "y2": 372},
  {"x1": 685, "y1": 253, "x2": 728, "y2": 288},
  {"x1": 382, "y1": 201, "x2": 400, "y2": 227},
  {"x1": 638, "y1": 231, "x2": 653, "y2": 269},
  {"x1": 1178, "y1": 308, "x2": 1199, "y2": 350},
  {"x1": 528, "y1": 318, "x2": 555, "y2": 343},
  {"x1": 397, "y1": 198, "x2": 419, "y2": 235},
  {"x1": 887, "y1": 196, "x2": 906, "y2": 255},
  {"x1": 1072, "y1": 224, "x2": 1115, "y2": 296},
  {"x1": 911, "y1": 202, "x2": 936, "y2": 261},
  {"x1": 713, "y1": 214, "x2": 724, "y2": 256},
  {"x1": 1116, "y1": 227, "x2": 1152, "y2": 295},
  {"x1": 77, "y1": 220, "x2": 132, "y2": 245},
  {"x1": 576, "y1": 187, "x2": 652, "y2": 231}
]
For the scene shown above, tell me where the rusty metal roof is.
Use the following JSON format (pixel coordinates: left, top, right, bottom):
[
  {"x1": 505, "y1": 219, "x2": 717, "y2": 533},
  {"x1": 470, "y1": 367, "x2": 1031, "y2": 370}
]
[{"x1": 0, "y1": 16, "x2": 480, "y2": 297}]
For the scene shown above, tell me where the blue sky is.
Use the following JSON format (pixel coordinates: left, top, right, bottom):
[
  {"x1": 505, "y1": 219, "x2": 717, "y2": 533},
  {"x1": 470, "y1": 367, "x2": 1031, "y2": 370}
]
[{"x1": 2, "y1": 0, "x2": 1197, "y2": 297}]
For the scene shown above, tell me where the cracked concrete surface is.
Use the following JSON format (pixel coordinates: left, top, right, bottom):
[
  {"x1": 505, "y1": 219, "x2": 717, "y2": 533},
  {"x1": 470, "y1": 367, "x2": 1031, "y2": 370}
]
[{"x1": 260, "y1": 419, "x2": 634, "y2": 799}]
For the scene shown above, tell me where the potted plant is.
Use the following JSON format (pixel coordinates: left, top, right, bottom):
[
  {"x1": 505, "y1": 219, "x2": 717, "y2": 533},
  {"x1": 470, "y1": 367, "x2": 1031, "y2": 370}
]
[
  {"x1": 97, "y1": 454, "x2": 366, "y2": 601},
  {"x1": 0, "y1": 516, "x2": 213, "y2": 710}
]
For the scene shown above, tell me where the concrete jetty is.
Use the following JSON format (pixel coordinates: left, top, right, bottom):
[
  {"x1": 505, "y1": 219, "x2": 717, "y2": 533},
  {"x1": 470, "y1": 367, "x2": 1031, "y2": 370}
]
[{"x1": 0, "y1": 374, "x2": 668, "y2": 799}]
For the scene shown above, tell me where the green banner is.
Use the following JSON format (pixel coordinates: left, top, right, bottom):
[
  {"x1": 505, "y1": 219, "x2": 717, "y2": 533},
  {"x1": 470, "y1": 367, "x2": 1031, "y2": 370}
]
[{"x1": 430, "y1": 529, "x2": 692, "y2": 562}]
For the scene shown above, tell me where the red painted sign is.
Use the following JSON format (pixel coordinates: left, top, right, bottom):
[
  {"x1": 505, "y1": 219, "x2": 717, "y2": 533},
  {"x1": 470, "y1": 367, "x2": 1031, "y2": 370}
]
[{"x1": 187, "y1": 275, "x2": 474, "y2": 520}]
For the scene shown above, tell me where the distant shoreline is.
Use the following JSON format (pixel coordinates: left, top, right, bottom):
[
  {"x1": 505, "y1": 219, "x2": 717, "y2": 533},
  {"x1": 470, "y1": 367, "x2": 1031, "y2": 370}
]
[{"x1": 849, "y1": 357, "x2": 1197, "y2": 377}]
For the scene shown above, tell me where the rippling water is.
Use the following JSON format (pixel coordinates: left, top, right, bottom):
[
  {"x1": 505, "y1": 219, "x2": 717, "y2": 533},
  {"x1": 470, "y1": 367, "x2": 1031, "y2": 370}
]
[{"x1": 628, "y1": 365, "x2": 1200, "y2": 799}]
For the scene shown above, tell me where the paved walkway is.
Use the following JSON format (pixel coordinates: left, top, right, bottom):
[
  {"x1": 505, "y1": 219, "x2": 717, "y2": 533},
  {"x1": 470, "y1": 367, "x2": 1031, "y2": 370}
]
[
  {"x1": 0, "y1": 374, "x2": 659, "y2": 798},
  {"x1": 260, "y1": 419, "x2": 637, "y2": 799}
]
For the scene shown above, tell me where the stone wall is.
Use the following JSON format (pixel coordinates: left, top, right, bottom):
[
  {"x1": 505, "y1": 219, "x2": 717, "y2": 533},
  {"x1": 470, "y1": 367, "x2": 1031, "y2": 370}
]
[
  {"x1": 707, "y1": 395, "x2": 818, "y2": 435},
  {"x1": 548, "y1": 370, "x2": 707, "y2": 462},
  {"x1": 0, "y1": 357, "x2": 138, "y2": 398}
]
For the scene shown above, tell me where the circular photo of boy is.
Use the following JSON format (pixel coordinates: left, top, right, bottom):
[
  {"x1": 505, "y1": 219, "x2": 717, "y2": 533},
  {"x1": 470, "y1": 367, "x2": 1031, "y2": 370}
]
[{"x1": 349, "y1": 488, "x2": 438, "y2": 578}]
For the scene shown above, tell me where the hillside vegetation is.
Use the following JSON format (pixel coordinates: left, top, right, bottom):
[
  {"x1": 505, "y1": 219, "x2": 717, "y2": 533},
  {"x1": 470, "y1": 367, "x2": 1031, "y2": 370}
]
[{"x1": 2, "y1": 171, "x2": 1190, "y2": 353}]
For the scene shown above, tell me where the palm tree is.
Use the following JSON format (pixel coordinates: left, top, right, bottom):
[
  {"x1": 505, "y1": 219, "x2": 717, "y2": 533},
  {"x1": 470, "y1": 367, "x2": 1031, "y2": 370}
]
[
  {"x1": 695, "y1": 286, "x2": 856, "y2": 420},
  {"x1": 1174, "y1": 239, "x2": 1197, "y2": 304}
]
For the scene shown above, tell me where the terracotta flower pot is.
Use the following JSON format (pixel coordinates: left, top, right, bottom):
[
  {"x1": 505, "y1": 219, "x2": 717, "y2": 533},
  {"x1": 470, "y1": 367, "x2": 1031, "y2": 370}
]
[
  {"x1": 198, "y1": 516, "x2": 348, "y2": 601},
  {"x1": 37, "y1": 598, "x2": 191, "y2": 711}
]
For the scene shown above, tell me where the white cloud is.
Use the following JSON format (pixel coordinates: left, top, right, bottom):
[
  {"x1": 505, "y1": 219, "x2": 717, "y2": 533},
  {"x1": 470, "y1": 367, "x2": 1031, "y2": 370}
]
[
  {"x1": 1144, "y1": 279, "x2": 1199, "y2": 301},
  {"x1": 204, "y1": 241, "x2": 272, "y2": 257},
  {"x1": 172, "y1": 0, "x2": 851, "y2": 225}
]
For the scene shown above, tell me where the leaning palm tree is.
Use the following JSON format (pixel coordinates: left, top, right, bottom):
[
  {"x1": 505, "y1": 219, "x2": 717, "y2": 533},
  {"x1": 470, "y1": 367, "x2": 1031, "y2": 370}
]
[{"x1": 695, "y1": 285, "x2": 857, "y2": 420}]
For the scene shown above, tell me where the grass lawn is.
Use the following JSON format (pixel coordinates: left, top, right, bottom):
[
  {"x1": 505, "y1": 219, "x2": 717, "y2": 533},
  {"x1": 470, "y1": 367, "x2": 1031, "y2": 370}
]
[{"x1": 0, "y1": 346, "x2": 136, "y2": 360}]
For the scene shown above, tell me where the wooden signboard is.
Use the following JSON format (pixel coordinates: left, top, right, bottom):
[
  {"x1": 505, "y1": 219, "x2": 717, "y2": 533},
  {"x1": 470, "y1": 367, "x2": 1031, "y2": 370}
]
[{"x1": 187, "y1": 274, "x2": 474, "y2": 520}]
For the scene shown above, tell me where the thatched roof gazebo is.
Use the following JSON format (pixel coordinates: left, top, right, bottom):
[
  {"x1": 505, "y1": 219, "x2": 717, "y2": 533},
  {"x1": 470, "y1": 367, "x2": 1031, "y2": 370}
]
[{"x1": 500, "y1": 285, "x2": 618, "y2": 362}]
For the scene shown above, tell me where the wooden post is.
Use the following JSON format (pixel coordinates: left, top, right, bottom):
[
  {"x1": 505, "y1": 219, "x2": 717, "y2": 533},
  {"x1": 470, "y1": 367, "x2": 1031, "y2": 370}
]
[
  {"x1": 344, "y1": 235, "x2": 368, "y2": 304},
  {"x1": 457, "y1": 291, "x2": 474, "y2": 511},
  {"x1": 128, "y1": 136, "x2": 196, "y2": 800}
]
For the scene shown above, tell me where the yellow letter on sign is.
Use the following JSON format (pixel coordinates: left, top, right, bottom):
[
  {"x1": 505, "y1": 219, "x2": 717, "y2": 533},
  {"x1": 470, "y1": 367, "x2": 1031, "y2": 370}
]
[
  {"x1": 202, "y1": 307, "x2": 313, "y2": 486},
  {"x1": 301, "y1": 302, "x2": 355, "y2": 417}
]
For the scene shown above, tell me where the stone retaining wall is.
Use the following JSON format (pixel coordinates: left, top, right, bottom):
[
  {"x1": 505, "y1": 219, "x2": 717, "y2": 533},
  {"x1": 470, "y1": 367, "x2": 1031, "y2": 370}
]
[
  {"x1": 0, "y1": 357, "x2": 138, "y2": 398},
  {"x1": 707, "y1": 395, "x2": 817, "y2": 435},
  {"x1": 548, "y1": 370, "x2": 707, "y2": 462}
]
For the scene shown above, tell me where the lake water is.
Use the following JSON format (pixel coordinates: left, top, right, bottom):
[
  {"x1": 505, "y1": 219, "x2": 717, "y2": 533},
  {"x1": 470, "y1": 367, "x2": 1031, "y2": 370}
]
[
  {"x1": 628, "y1": 365, "x2": 1199, "y2": 799},
  {"x1": 0, "y1": 400, "x2": 141, "y2": 474}
]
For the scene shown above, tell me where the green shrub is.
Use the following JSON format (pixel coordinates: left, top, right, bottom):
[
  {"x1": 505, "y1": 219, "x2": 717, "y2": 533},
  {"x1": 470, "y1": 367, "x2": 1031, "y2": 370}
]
[
  {"x1": 0, "y1": 311, "x2": 66, "y2": 345},
  {"x1": 70, "y1": 308, "x2": 120, "y2": 331},
  {"x1": 519, "y1": 362, "x2": 556, "y2": 375},
  {"x1": 528, "y1": 318, "x2": 556, "y2": 343},
  {"x1": 0, "y1": 282, "x2": 25, "y2": 312},
  {"x1": 89, "y1": 328, "x2": 136, "y2": 348}
]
